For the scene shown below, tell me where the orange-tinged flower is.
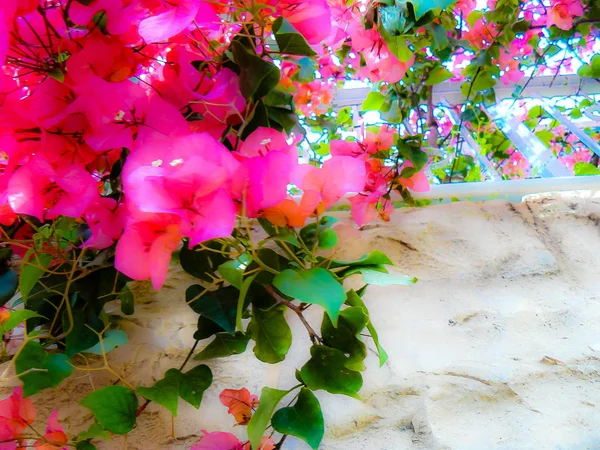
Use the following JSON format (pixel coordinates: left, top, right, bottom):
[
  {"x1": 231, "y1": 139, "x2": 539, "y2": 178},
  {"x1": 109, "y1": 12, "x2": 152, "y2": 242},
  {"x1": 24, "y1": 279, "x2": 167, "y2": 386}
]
[
  {"x1": 0, "y1": 387, "x2": 37, "y2": 444},
  {"x1": 219, "y1": 388, "x2": 259, "y2": 426}
]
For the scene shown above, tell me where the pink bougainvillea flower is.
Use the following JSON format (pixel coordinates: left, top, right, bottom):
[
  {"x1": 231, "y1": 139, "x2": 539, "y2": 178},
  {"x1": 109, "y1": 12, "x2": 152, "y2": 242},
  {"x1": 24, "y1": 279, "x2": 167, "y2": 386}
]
[
  {"x1": 293, "y1": 156, "x2": 367, "y2": 207},
  {"x1": 115, "y1": 215, "x2": 183, "y2": 290},
  {"x1": 82, "y1": 198, "x2": 126, "y2": 250},
  {"x1": 34, "y1": 410, "x2": 68, "y2": 450},
  {"x1": 190, "y1": 431, "x2": 243, "y2": 450},
  {"x1": 547, "y1": 0, "x2": 584, "y2": 30},
  {"x1": 398, "y1": 165, "x2": 430, "y2": 192},
  {"x1": 124, "y1": 133, "x2": 238, "y2": 246},
  {"x1": 0, "y1": 387, "x2": 37, "y2": 448},
  {"x1": 233, "y1": 127, "x2": 299, "y2": 216},
  {"x1": 277, "y1": 0, "x2": 332, "y2": 44},
  {"x1": 219, "y1": 388, "x2": 259, "y2": 426},
  {"x1": 139, "y1": 0, "x2": 219, "y2": 44}
]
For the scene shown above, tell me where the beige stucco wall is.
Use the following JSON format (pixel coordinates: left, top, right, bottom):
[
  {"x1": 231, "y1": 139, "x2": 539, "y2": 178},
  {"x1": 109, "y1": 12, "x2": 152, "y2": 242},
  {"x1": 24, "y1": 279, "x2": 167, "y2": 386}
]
[{"x1": 2, "y1": 191, "x2": 600, "y2": 449}]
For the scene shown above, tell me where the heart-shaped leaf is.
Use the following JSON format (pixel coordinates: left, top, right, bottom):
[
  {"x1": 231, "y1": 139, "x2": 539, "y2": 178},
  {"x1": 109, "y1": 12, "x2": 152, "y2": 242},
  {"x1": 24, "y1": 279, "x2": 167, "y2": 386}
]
[
  {"x1": 272, "y1": 388, "x2": 324, "y2": 449},
  {"x1": 80, "y1": 386, "x2": 138, "y2": 434}
]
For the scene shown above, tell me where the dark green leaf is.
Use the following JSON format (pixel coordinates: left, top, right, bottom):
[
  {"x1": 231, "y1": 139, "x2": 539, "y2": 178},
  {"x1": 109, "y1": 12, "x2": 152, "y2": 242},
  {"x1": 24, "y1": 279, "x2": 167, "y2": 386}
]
[
  {"x1": 273, "y1": 268, "x2": 345, "y2": 326},
  {"x1": 345, "y1": 290, "x2": 388, "y2": 366},
  {"x1": 119, "y1": 285, "x2": 134, "y2": 315},
  {"x1": 76, "y1": 442, "x2": 97, "y2": 450},
  {"x1": 186, "y1": 285, "x2": 238, "y2": 333},
  {"x1": 429, "y1": 22, "x2": 449, "y2": 51},
  {"x1": 231, "y1": 41, "x2": 280, "y2": 100},
  {"x1": 194, "y1": 315, "x2": 226, "y2": 341},
  {"x1": 272, "y1": 17, "x2": 317, "y2": 56},
  {"x1": 63, "y1": 305, "x2": 104, "y2": 357},
  {"x1": 321, "y1": 307, "x2": 368, "y2": 371},
  {"x1": 249, "y1": 305, "x2": 292, "y2": 363},
  {"x1": 20, "y1": 252, "x2": 53, "y2": 301},
  {"x1": 137, "y1": 370, "x2": 180, "y2": 416},
  {"x1": 300, "y1": 346, "x2": 363, "y2": 398},
  {"x1": 247, "y1": 387, "x2": 288, "y2": 450},
  {"x1": 0, "y1": 270, "x2": 18, "y2": 306},
  {"x1": 80, "y1": 386, "x2": 138, "y2": 435},
  {"x1": 177, "y1": 364, "x2": 213, "y2": 409},
  {"x1": 15, "y1": 341, "x2": 74, "y2": 396},
  {"x1": 272, "y1": 388, "x2": 324, "y2": 449},
  {"x1": 179, "y1": 241, "x2": 228, "y2": 282},
  {"x1": 194, "y1": 332, "x2": 250, "y2": 360}
]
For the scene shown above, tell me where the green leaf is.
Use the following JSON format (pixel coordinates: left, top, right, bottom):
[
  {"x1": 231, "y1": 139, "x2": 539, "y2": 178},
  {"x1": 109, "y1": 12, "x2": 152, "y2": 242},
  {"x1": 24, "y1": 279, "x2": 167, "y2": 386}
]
[
  {"x1": 466, "y1": 10, "x2": 484, "y2": 27},
  {"x1": 318, "y1": 228, "x2": 338, "y2": 249},
  {"x1": 177, "y1": 364, "x2": 213, "y2": 409},
  {"x1": 237, "y1": 272, "x2": 258, "y2": 332},
  {"x1": 272, "y1": 388, "x2": 324, "y2": 449},
  {"x1": 535, "y1": 129, "x2": 554, "y2": 147},
  {"x1": 119, "y1": 285, "x2": 134, "y2": 315},
  {"x1": 76, "y1": 442, "x2": 97, "y2": 450},
  {"x1": 361, "y1": 92, "x2": 386, "y2": 111},
  {"x1": 179, "y1": 241, "x2": 228, "y2": 282},
  {"x1": 194, "y1": 315, "x2": 226, "y2": 341},
  {"x1": 0, "y1": 310, "x2": 42, "y2": 335},
  {"x1": 272, "y1": 17, "x2": 316, "y2": 56},
  {"x1": 137, "y1": 371, "x2": 180, "y2": 416},
  {"x1": 20, "y1": 252, "x2": 53, "y2": 301},
  {"x1": 329, "y1": 250, "x2": 393, "y2": 268},
  {"x1": 321, "y1": 307, "x2": 368, "y2": 371},
  {"x1": 63, "y1": 306, "x2": 104, "y2": 357},
  {"x1": 231, "y1": 41, "x2": 280, "y2": 100},
  {"x1": 249, "y1": 305, "x2": 292, "y2": 363},
  {"x1": 137, "y1": 365, "x2": 211, "y2": 415},
  {"x1": 426, "y1": 66, "x2": 453, "y2": 85},
  {"x1": 574, "y1": 162, "x2": 600, "y2": 176},
  {"x1": 345, "y1": 290, "x2": 388, "y2": 366},
  {"x1": 429, "y1": 22, "x2": 449, "y2": 51},
  {"x1": 15, "y1": 341, "x2": 74, "y2": 396},
  {"x1": 361, "y1": 268, "x2": 417, "y2": 286},
  {"x1": 186, "y1": 285, "x2": 238, "y2": 333},
  {"x1": 300, "y1": 346, "x2": 363, "y2": 398},
  {"x1": 247, "y1": 387, "x2": 288, "y2": 450},
  {"x1": 273, "y1": 268, "x2": 345, "y2": 326},
  {"x1": 77, "y1": 423, "x2": 110, "y2": 441},
  {"x1": 82, "y1": 330, "x2": 128, "y2": 355},
  {"x1": 80, "y1": 386, "x2": 138, "y2": 435},
  {"x1": 218, "y1": 253, "x2": 252, "y2": 289},
  {"x1": 0, "y1": 269, "x2": 18, "y2": 306},
  {"x1": 410, "y1": 0, "x2": 457, "y2": 19},
  {"x1": 194, "y1": 332, "x2": 250, "y2": 360}
]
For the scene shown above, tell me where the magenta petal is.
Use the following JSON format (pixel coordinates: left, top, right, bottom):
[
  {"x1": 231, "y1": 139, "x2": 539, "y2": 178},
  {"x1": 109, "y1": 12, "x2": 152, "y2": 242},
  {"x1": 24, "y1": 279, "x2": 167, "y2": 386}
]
[
  {"x1": 138, "y1": 0, "x2": 200, "y2": 43},
  {"x1": 191, "y1": 431, "x2": 243, "y2": 450},
  {"x1": 6, "y1": 165, "x2": 46, "y2": 221},
  {"x1": 115, "y1": 227, "x2": 152, "y2": 282},
  {"x1": 189, "y1": 189, "x2": 236, "y2": 246}
]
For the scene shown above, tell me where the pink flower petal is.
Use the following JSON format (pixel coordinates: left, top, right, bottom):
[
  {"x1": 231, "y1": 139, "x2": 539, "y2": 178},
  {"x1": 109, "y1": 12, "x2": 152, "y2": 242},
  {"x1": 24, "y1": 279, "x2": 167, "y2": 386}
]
[{"x1": 139, "y1": 0, "x2": 200, "y2": 43}]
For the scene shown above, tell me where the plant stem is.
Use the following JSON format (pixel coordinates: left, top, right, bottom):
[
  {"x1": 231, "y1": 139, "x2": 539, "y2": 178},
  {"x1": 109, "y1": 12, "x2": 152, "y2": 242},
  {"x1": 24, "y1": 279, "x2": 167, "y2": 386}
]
[{"x1": 265, "y1": 286, "x2": 321, "y2": 344}]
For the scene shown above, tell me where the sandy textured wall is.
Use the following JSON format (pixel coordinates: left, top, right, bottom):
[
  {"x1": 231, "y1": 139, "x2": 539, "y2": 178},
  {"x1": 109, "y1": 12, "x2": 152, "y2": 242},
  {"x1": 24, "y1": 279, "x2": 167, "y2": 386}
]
[{"x1": 2, "y1": 192, "x2": 600, "y2": 450}]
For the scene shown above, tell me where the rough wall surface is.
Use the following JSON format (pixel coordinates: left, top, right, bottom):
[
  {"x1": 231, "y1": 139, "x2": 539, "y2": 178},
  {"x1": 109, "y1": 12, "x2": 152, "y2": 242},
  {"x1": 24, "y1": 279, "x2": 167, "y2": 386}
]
[{"x1": 2, "y1": 191, "x2": 600, "y2": 450}]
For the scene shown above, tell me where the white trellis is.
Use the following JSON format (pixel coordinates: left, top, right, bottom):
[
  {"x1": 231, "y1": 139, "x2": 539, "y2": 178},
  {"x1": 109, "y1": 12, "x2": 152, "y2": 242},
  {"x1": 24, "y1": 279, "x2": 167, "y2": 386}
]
[{"x1": 330, "y1": 74, "x2": 600, "y2": 202}]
